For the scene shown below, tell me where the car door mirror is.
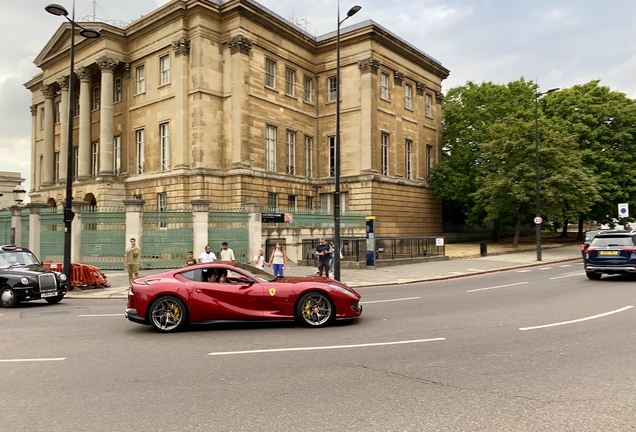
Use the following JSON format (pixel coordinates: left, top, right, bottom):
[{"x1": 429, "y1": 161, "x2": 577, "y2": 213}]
[{"x1": 235, "y1": 275, "x2": 254, "y2": 284}]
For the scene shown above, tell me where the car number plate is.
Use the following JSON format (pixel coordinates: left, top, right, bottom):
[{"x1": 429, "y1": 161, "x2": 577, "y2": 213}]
[
  {"x1": 599, "y1": 251, "x2": 619, "y2": 255},
  {"x1": 41, "y1": 292, "x2": 58, "y2": 298}
]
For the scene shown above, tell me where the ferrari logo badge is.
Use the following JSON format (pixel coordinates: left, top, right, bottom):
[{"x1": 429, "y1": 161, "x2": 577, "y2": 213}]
[{"x1": 269, "y1": 288, "x2": 276, "y2": 296}]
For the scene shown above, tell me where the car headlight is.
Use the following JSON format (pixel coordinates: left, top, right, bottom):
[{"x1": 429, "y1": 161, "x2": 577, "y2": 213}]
[
  {"x1": 329, "y1": 284, "x2": 357, "y2": 297},
  {"x1": 58, "y1": 273, "x2": 67, "y2": 282},
  {"x1": 20, "y1": 277, "x2": 30, "y2": 285}
]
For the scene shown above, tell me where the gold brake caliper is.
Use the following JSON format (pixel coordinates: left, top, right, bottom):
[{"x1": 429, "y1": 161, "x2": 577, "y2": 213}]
[
  {"x1": 304, "y1": 300, "x2": 312, "y2": 318},
  {"x1": 171, "y1": 302, "x2": 181, "y2": 321}
]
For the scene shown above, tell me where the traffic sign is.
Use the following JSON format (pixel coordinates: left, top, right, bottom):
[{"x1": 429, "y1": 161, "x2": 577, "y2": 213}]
[
  {"x1": 618, "y1": 203, "x2": 629, "y2": 218},
  {"x1": 533, "y1": 216, "x2": 543, "y2": 225}
]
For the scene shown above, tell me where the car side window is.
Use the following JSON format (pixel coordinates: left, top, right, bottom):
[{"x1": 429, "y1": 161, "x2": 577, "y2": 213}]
[{"x1": 180, "y1": 269, "x2": 202, "y2": 282}]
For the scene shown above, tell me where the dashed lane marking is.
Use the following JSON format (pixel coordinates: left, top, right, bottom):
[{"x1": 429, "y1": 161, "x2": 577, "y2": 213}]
[
  {"x1": 363, "y1": 297, "x2": 421, "y2": 304},
  {"x1": 0, "y1": 357, "x2": 66, "y2": 363},
  {"x1": 78, "y1": 314, "x2": 123, "y2": 317},
  {"x1": 559, "y1": 265, "x2": 572, "y2": 268},
  {"x1": 517, "y1": 270, "x2": 531, "y2": 273},
  {"x1": 519, "y1": 306, "x2": 634, "y2": 331},
  {"x1": 549, "y1": 273, "x2": 581, "y2": 280},
  {"x1": 467, "y1": 282, "x2": 528, "y2": 293},
  {"x1": 538, "y1": 267, "x2": 553, "y2": 270},
  {"x1": 209, "y1": 338, "x2": 446, "y2": 356}
]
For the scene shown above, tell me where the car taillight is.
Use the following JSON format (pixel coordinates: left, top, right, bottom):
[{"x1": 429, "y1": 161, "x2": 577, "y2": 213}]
[
  {"x1": 127, "y1": 287, "x2": 136, "y2": 308},
  {"x1": 621, "y1": 247, "x2": 636, "y2": 253},
  {"x1": 581, "y1": 243, "x2": 585, "y2": 250},
  {"x1": 587, "y1": 247, "x2": 596, "y2": 253}
]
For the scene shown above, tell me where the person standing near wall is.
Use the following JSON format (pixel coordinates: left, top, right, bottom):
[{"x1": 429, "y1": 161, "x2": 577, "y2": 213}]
[
  {"x1": 268, "y1": 243, "x2": 287, "y2": 278},
  {"x1": 124, "y1": 238, "x2": 141, "y2": 283},
  {"x1": 219, "y1": 242, "x2": 235, "y2": 261},
  {"x1": 253, "y1": 248, "x2": 265, "y2": 270},
  {"x1": 315, "y1": 238, "x2": 331, "y2": 278}
]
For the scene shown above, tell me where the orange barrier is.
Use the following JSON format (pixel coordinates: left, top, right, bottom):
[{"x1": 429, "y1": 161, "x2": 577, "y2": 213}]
[{"x1": 42, "y1": 262, "x2": 110, "y2": 288}]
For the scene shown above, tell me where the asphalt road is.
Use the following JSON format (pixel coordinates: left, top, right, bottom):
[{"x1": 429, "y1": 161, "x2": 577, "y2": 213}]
[{"x1": 1, "y1": 261, "x2": 635, "y2": 431}]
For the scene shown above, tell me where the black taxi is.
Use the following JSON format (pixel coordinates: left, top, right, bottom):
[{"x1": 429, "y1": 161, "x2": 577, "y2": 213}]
[{"x1": 0, "y1": 245, "x2": 68, "y2": 308}]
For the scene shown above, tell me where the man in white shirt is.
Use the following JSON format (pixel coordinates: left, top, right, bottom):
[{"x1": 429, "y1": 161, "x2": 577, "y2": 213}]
[
  {"x1": 198, "y1": 246, "x2": 216, "y2": 263},
  {"x1": 219, "y1": 242, "x2": 235, "y2": 261}
]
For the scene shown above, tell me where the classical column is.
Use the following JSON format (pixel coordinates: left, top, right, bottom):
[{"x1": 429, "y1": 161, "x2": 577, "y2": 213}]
[
  {"x1": 243, "y1": 201, "x2": 264, "y2": 261},
  {"x1": 77, "y1": 66, "x2": 93, "y2": 180},
  {"x1": 121, "y1": 63, "x2": 131, "y2": 176},
  {"x1": 27, "y1": 203, "x2": 49, "y2": 257},
  {"x1": 41, "y1": 84, "x2": 57, "y2": 186},
  {"x1": 123, "y1": 199, "x2": 145, "y2": 258},
  {"x1": 71, "y1": 200, "x2": 87, "y2": 263},
  {"x1": 57, "y1": 76, "x2": 70, "y2": 185},
  {"x1": 228, "y1": 34, "x2": 253, "y2": 167},
  {"x1": 358, "y1": 58, "x2": 380, "y2": 173},
  {"x1": 30, "y1": 105, "x2": 38, "y2": 190},
  {"x1": 97, "y1": 56, "x2": 117, "y2": 177},
  {"x1": 172, "y1": 37, "x2": 191, "y2": 169},
  {"x1": 10, "y1": 206, "x2": 22, "y2": 247},
  {"x1": 191, "y1": 199, "x2": 210, "y2": 258}
]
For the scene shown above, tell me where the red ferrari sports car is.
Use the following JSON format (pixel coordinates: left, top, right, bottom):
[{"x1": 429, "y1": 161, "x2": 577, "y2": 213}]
[{"x1": 125, "y1": 261, "x2": 363, "y2": 332}]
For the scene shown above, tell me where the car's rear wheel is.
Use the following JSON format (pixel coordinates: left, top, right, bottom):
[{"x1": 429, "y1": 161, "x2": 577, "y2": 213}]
[
  {"x1": 45, "y1": 295, "x2": 64, "y2": 304},
  {"x1": 0, "y1": 286, "x2": 18, "y2": 308},
  {"x1": 148, "y1": 296, "x2": 188, "y2": 333},
  {"x1": 586, "y1": 272, "x2": 602, "y2": 280},
  {"x1": 296, "y1": 291, "x2": 335, "y2": 328}
]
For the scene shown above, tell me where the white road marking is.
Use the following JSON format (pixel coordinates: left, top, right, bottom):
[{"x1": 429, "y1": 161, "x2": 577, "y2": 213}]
[
  {"x1": 559, "y1": 265, "x2": 572, "y2": 268},
  {"x1": 467, "y1": 282, "x2": 528, "y2": 293},
  {"x1": 517, "y1": 270, "x2": 532, "y2": 273},
  {"x1": 519, "y1": 306, "x2": 634, "y2": 331},
  {"x1": 78, "y1": 314, "x2": 123, "y2": 317},
  {"x1": 538, "y1": 267, "x2": 552, "y2": 270},
  {"x1": 549, "y1": 273, "x2": 580, "y2": 280},
  {"x1": 363, "y1": 297, "x2": 421, "y2": 304},
  {"x1": 209, "y1": 338, "x2": 446, "y2": 356},
  {"x1": 0, "y1": 357, "x2": 66, "y2": 363},
  {"x1": 466, "y1": 268, "x2": 484, "y2": 272}
]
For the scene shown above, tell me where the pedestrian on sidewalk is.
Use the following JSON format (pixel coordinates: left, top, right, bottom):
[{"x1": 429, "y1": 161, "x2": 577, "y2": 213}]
[
  {"x1": 124, "y1": 238, "x2": 141, "y2": 283},
  {"x1": 328, "y1": 240, "x2": 335, "y2": 276},
  {"x1": 268, "y1": 243, "x2": 287, "y2": 278},
  {"x1": 198, "y1": 245, "x2": 216, "y2": 282},
  {"x1": 315, "y1": 238, "x2": 331, "y2": 278},
  {"x1": 253, "y1": 248, "x2": 265, "y2": 270},
  {"x1": 185, "y1": 251, "x2": 197, "y2": 266},
  {"x1": 219, "y1": 242, "x2": 235, "y2": 261}
]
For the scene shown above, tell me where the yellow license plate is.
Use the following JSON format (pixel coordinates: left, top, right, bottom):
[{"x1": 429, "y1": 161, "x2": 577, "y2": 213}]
[{"x1": 599, "y1": 251, "x2": 619, "y2": 255}]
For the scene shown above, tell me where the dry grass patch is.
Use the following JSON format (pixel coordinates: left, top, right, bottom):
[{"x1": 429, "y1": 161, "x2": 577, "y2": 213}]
[{"x1": 445, "y1": 234, "x2": 581, "y2": 259}]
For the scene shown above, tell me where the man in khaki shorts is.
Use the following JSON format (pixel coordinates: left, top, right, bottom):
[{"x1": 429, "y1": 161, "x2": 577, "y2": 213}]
[{"x1": 125, "y1": 238, "x2": 141, "y2": 283}]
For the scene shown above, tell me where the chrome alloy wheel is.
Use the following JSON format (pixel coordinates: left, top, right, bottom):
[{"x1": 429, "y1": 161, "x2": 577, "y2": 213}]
[
  {"x1": 301, "y1": 293, "x2": 333, "y2": 326},
  {"x1": 150, "y1": 297, "x2": 185, "y2": 332},
  {"x1": 0, "y1": 287, "x2": 17, "y2": 308}
]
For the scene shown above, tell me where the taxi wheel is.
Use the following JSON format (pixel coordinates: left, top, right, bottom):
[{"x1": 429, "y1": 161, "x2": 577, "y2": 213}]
[
  {"x1": 0, "y1": 286, "x2": 18, "y2": 308},
  {"x1": 45, "y1": 295, "x2": 64, "y2": 304}
]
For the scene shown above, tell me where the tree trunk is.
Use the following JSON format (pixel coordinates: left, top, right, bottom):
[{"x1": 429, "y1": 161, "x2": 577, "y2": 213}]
[
  {"x1": 512, "y1": 217, "x2": 522, "y2": 247},
  {"x1": 560, "y1": 218, "x2": 569, "y2": 237},
  {"x1": 491, "y1": 219, "x2": 500, "y2": 243},
  {"x1": 577, "y1": 218, "x2": 584, "y2": 241}
]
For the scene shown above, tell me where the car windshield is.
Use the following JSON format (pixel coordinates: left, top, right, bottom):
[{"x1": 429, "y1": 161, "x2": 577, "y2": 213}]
[
  {"x1": 590, "y1": 236, "x2": 635, "y2": 247},
  {"x1": 232, "y1": 262, "x2": 278, "y2": 282},
  {"x1": 0, "y1": 250, "x2": 41, "y2": 269}
]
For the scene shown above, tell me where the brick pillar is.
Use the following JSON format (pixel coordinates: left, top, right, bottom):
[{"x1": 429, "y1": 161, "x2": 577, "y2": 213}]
[
  {"x1": 244, "y1": 201, "x2": 263, "y2": 259},
  {"x1": 71, "y1": 201, "x2": 87, "y2": 263},
  {"x1": 191, "y1": 199, "x2": 210, "y2": 257},
  {"x1": 10, "y1": 206, "x2": 23, "y2": 247},
  {"x1": 123, "y1": 199, "x2": 145, "y2": 265},
  {"x1": 26, "y1": 203, "x2": 49, "y2": 256}
]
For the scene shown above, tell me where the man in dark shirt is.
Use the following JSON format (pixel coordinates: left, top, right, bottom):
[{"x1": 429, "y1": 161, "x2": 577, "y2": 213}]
[{"x1": 315, "y1": 238, "x2": 331, "y2": 277}]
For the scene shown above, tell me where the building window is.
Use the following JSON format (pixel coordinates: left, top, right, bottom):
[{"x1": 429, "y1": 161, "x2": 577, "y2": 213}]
[
  {"x1": 268, "y1": 192, "x2": 278, "y2": 209},
  {"x1": 114, "y1": 77, "x2": 122, "y2": 103},
  {"x1": 158, "y1": 192, "x2": 168, "y2": 229},
  {"x1": 91, "y1": 141, "x2": 99, "y2": 176},
  {"x1": 304, "y1": 136, "x2": 313, "y2": 178},
  {"x1": 380, "y1": 73, "x2": 389, "y2": 100},
  {"x1": 40, "y1": 107, "x2": 44, "y2": 130},
  {"x1": 73, "y1": 147, "x2": 79, "y2": 179},
  {"x1": 288, "y1": 195, "x2": 297, "y2": 210},
  {"x1": 381, "y1": 133, "x2": 389, "y2": 176},
  {"x1": 74, "y1": 93, "x2": 80, "y2": 116},
  {"x1": 405, "y1": 139, "x2": 412, "y2": 180},
  {"x1": 426, "y1": 145, "x2": 433, "y2": 180},
  {"x1": 55, "y1": 101, "x2": 61, "y2": 123},
  {"x1": 404, "y1": 84, "x2": 413, "y2": 110},
  {"x1": 39, "y1": 155, "x2": 43, "y2": 186},
  {"x1": 303, "y1": 76, "x2": 312, "y2": 103},
  {"x1": 286, "y1": 131, "x2": 295, "y2": 175},
  {"x1": 92, "y1": 86, "x2": 100, "y2": 110},
  {"x1": 320, "y1": 192, "x2": 347, "y2": 212},
  {"x1": 265, "y1": 59, "x2": 276, "y2": 88},
  {"x1": 136, "y1": 129, "x2": 145, "y2": 174},
  {"x1": 160, "y1": 122, "x2": 170, "y2": 171},
  {"x1": 114, "y1": 136, "x2": 121, "y2": 176},
  {"x1": 54, "y1": 151, "x2": 60, "y2": 182},
  {"x1": 136, "y1": 65, "x2": 145, "y2": 94},
  {"x1": 327, "y1": 76, "x2": 337, "y2": 102},
  {"x1": 306, "y1": 196, "x2": 313, "y2": 210},
  {"x1": 266, "y1": 125, "x2": 276, "y2": 172},
  {"x1": 328, "y1": 136, "x2": 336, "y2": 177},
  {"x1": 285, "y1": 68, "x2": 295, "y2": 96},
  {"x1": 426, "y1": 94, "x2": 432, "y2": 117},
  {"x1": 160, "y1": 55, "x2": 170, "y2": 85}
]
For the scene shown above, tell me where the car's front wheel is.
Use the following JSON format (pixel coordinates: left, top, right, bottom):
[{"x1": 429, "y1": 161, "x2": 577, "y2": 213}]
[
  {"x1": 0, "y1": 286, "x2": 18, "y2": 308},
  {"x1": 586, "y1": 272, "x2": 602, "y2": 280},
  {"x1": 296, "y1": 291, "x2": 335, "y2": 328},
  {"x1": 148, "y1": 296, "x2": 188, "y2": 333},
  {"x1": 45, "y1": 295, "x2": 64, "y2": 305}
]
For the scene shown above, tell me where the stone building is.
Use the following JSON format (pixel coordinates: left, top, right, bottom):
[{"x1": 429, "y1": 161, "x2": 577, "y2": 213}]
[{"x1": 25, "y1": 0, "x2": 449, "y2": 237}]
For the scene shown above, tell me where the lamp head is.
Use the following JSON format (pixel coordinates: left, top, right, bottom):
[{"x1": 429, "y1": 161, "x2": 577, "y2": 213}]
[
  {"x1": 13, "y1": 184, "x2": 26, "y2": 204},
  {"x1": 80, "y1": 28, "x2": 101, "y2": 39},
  {"x1": 347, "y1": 5, "x2": 362, "y2": 17},
  {"x1": 45, "y1": 4, "x2": 69, "y2": 16}
]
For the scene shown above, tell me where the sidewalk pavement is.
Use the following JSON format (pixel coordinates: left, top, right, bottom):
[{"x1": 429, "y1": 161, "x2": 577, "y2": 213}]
[{"x1": 66, "y1": 244, "x2": 583, "y2": 299}]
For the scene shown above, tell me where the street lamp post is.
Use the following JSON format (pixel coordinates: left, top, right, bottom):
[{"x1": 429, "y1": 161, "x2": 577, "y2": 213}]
[
  {"x1": 46, "y1": 3, "x2": 100, "y2": 284},
  {"x1": 333, "y1": 2, "x2": 361, "y2": 281},
  {"x1": 534, "y1": 87, "x2": 559, "y2": 261}
]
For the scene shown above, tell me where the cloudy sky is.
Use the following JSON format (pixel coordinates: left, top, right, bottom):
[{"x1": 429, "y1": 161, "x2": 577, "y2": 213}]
[{"x1": 2, "y1": 0, "x2": 634, "y2": 195}]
